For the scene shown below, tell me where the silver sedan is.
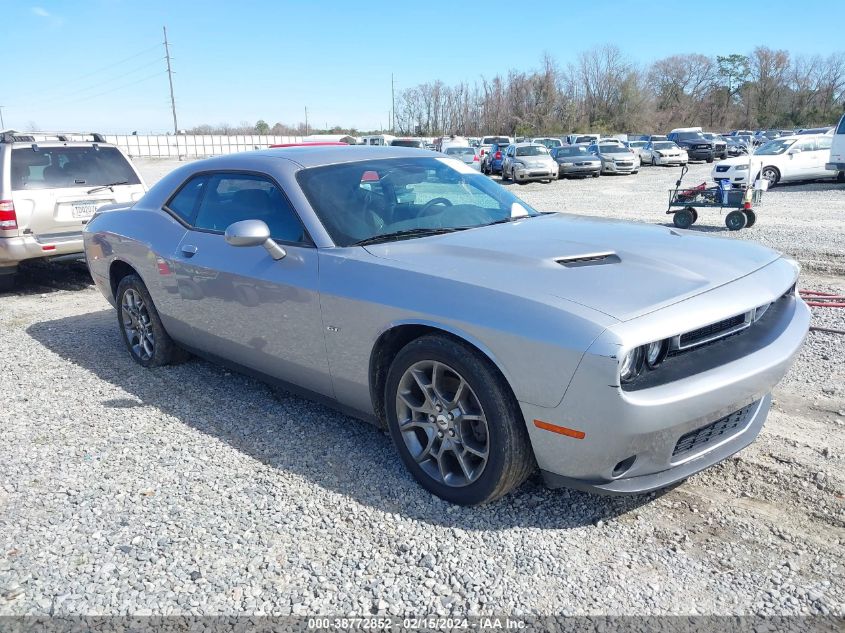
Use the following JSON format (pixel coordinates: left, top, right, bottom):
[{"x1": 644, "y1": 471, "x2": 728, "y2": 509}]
[{"x1": 83, "y1": 146, "x2": 809, "y2": 504}]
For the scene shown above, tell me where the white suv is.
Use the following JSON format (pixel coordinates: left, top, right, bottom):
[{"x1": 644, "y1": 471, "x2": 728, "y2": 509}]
[
  {"x1": 826, "y1": 113, "x2": 845, "y2": 180},
  {"x1": 0, "y1": 132, "x2": 146, "y2": 291}
]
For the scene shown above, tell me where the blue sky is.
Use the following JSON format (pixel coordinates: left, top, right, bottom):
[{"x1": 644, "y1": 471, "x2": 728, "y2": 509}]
[{"x1": 3, "y1": 0, "x2": 843, "y2": 133}]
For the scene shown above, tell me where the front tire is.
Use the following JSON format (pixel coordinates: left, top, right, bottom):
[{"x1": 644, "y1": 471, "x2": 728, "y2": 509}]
[
  {"x1": 116, "y1": 274, "x2": 186, "y2": 367},
  {"x1": 762, "y1": 166, "x2": 780, "y2": 187},
  {"x1": 385, "y1": 335, "x2": 534, "y2": 505}
]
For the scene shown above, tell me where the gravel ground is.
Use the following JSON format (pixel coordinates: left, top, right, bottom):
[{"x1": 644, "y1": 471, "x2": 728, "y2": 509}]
[{"x1": 0, "y1": 157, "x2": 842, "y2": 617}]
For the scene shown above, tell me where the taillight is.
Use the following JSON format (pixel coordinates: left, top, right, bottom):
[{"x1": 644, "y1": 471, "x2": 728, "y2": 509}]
[
  {"x1": 0, "y1": 200, "x2": 17, "y2": 230},
  {"x1": 495, "y1": 151, "x2": 502, "y2": 159}
]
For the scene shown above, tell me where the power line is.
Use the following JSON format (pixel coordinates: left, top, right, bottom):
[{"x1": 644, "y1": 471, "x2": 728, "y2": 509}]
[{"x1": 58, "y1": 72, "x2": 167, "y2": 107}]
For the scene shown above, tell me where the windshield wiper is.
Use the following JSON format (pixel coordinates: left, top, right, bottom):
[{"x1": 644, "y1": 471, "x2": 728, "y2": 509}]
[
  {"x1": 483, "y1": 213, "x2": 546, "y2": 227},
  {"x1": 87, "y1": 180, "x2": 129, "y2": 194},
  {"x1": 353, "y1": 227, "x2": 465, "y2": 246}
]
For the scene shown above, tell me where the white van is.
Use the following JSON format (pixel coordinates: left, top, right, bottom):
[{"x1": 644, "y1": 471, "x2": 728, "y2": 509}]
[
  {"x1": 825, "y1": 112, "x2": 845, "y2": 180},
  {"x1": 359, "y1": 135, "x2": 396, "y2": 146}
]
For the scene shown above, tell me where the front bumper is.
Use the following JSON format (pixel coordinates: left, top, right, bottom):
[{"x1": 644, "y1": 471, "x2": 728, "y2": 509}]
[
  {"x1": 559, "y1": 164, "x2": 601, "y2": 177},
  {"x1": 685, "y1": 148, "x2": 715, "y2": 161},
  {"x1": 520, "y1": 261, "x2": 809, "y2": 496},
  {"x1": 513, "y1": 167, "x2": 557, "y2": 181},
  {"x1": 0, "y1": 232, "x2": 85, "y2": 268},
  {"x1": 602, "y1": 161, "x2": 636, "y2": 173},
  {"x1": 654, "y1": 155, "x2": 687, "y2": 165}
]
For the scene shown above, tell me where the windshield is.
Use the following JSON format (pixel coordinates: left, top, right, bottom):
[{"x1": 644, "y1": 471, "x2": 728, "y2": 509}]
[
  {"x1": 11, "y1": 146, "x2": 141, "y2": 191},
  {"x1": 676, "y1": 132, "x2": 705, "y2": 140},
  {"x1": 390, "y1": 139, "x2": 423, "y2": 147},
  {"x1": 482, "y1": 136, "x2": 510, "y2": 145},
  {"x1": 296, "y1": 157, "x2": 540, "y2": 246},
  {"x1": 754, "y1": 139, "x2": 795, "y2": 155},
  {"x1": 628, "y1": 141, "x2": 646, "y2": 148},
  {"x1": 515, "y1": 145, "x2": 548, "y2": 156},
  {"x1": 557, "y1": 146, "x2": 590, "y2": 157},
  {"x1": 652, "y1": 142, "x2": 676, "y2": 150},
  {"x1": 574, "y1": 136, "x2": 596, "y2": 144},
  {"x1": 534, "y1": 138, "x2": 562, "y2": 148},
  {"x1": 597, "y1": 145, "x2": 628, "y2": 154}
]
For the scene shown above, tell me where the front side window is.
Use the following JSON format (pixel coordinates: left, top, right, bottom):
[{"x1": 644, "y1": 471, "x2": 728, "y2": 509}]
[
  {"x1": 191, "y1": 173, "x2": 306, "y2": 243},
  {"x1": 296, "y1": 157, "x2": 540, "y2": 246},
  {"x1": 817, "y1": 136, "x2": 832, "y2": 150},
  {"x1": 10, "y1": 146, "x2": 141, "y2": 191}
]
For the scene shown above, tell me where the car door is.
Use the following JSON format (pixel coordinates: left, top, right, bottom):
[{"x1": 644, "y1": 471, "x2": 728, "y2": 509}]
[
  {"x1": 167, "y1": 171, "x2": 333, "y2": 397},
  {"x1": 786, "y1": 137, "x2": 817, "y2": 181}
]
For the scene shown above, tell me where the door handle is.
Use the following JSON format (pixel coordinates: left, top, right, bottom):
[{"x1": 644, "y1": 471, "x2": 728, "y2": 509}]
[{"x1": 181, "y1": 244, "x2": 198, "y2": 258}]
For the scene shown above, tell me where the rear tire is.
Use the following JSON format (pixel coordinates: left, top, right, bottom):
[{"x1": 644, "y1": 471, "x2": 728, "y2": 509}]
[
  {"x1": 116, "y1": 274, "x2": 188, "y2": 367},
  {"x1": 385, "y1": 335, "x2": 535, "y2": 505}
]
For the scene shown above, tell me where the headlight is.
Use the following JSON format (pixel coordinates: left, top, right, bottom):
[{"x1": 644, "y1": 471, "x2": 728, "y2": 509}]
[
  {"x1": 621, "y1": 338, "x2": 671, "y2": 383},
  {"x1": 620, "y1": 347, "x2": 644, "y2": 383},
  {"x1": 645, "y1": 340, "x2": 668, "y2": 369},
  {"x1": 735, "y1": 165, "x2": 749, "y2": 171},
  {"x1": 514, "y1": 161, "x2": 525, "y2": 168}
]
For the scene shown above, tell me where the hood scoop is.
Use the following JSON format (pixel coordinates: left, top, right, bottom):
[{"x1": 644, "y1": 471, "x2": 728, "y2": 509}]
[{"x1": 555, "y1": 251, "x2": 619, "y2": 268}]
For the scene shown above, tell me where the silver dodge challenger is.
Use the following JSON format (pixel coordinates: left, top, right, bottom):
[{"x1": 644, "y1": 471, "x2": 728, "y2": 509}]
[{"x1": 83, "y1": 146, "x2": 810, "y2": 505}]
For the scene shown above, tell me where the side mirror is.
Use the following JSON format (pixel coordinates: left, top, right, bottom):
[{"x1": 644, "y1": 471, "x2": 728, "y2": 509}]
[
  {"x1": 224, "y1": 219, "x2": 286, "y2": 260},
  {"x1": 788, "y1": 148, "x2": 801, "y2": 155}
]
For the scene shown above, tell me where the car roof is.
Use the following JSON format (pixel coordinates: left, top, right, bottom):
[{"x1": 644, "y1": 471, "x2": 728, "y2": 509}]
[
  {"x1": 512, "y1": 142, "x2": 543, "y2": 147},
  {"x1": 1, "y1": 140, "x2": 116, "y2": 148},
  {"x1": 246, "y1": 145, "x2": 435, "y2": 167}
]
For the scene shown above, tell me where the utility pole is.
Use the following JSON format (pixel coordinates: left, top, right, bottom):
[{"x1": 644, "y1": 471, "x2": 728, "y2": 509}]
[
  {"x1": 391, "y1": 74, "x2": 395, "y2": 133},
  {"x1": 304, "y1": 107, "x2": 308, "y2": 136},
  {"x1": 163, "y1": 26, "x2": 178, "y2": 135},
  {"x1": 0, "y1": 106, "x2": 5, "y2": 129}
]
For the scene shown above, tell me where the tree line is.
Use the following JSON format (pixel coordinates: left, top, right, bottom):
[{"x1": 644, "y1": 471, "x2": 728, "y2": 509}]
[{"x1": 395, "y1": 46, "x2": 845, "y2": 136}]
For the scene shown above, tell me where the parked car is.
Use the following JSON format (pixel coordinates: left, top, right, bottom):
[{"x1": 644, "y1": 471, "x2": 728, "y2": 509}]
[
  {"x1": 667, "y1": 128, "x2": 715, "y2": 162},
  {"x1": 587, "y1": 143, "x2": 639, "y2": 175},
  {"x1": 712, "y1": 134, "x2": 837, "y2": 187},
  {"x1": 501, "y1": 143, "x2": 558, "y2": 183},
  {"x1": 625, "y1": 140, "x2": 648, "y2": 166},
  {"x1": 551, "y1": 145, "x2": 602, "y2": 178},
  {"x1": 646, "y1": 135, "x2": 668, "y2": 142},
  {"x1": 0, "y1": 131, "x2": 146, "y2": 291},
  {"x1": 83, "y1": 145, "x2": 809, "y2": 504},
  {"x1": 725, "y1": 137, "x2": 750, "y2": 157},
  {"x1": 481, "y1": 142, "x2": 509, "y2": 175},
  {"x1": 445, "y1": 146, "x2": 481, "y2": 171},
  {"x1": 437, "y1": 135, "x2": 470, "y2": 153},
  {"x1": 700, "y1": 133, "x2": 728, "y2": 160},
  {"x1": 531, "y1": 137, "x2": 563, "y2": 150},
  {"x1": 824, "y1": 113, "x2": 845, "y2": 180},
  {"x1": 479, "y1": 135, "x2": 512, "y2": 160},
  {"x1": 641, "y1": 141, "x2": 688, "y2": 166}
]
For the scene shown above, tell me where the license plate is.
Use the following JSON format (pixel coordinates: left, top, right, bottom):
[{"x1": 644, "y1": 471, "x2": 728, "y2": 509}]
[{"x1": 71, "y1": 203, "x2": 98, "y2": 218}]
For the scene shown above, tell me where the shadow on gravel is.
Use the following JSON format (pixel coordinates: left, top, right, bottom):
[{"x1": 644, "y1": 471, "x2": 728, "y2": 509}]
[
  {"x1": 27, "y1": 311, "x2": 662, "y2": 530},
  {"x1": 1, "y1": 259, "x2": 94, "y2": 296}
]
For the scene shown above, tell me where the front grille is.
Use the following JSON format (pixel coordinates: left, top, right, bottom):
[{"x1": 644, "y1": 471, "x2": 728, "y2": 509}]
[
  {"x1": 673, "y1": 404, "x2": 754, "y2": 457},
  {"x1": 616, "y1": 162, "x2": 633, "y2": 167},
  {"x1": 680, "y1": 314, "x2": 745, "y2": 347},
  {"x1": 715, "y1": 165, "x2": 730, "y2": 172},
  {"x1": 696, "y1": 144, "x2": 710, "y2": 150}
]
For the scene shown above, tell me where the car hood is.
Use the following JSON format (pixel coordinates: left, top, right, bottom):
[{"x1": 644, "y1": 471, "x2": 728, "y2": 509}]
[
  {"x1": 717, "y1": 156, "x2": 769, "y2": 168},
  {"x1": 363, "y1": 214, "x2": 781, "y2": 322},
  {"x1": 597, "y1": 152, "x2": 635, "y2": 160}
]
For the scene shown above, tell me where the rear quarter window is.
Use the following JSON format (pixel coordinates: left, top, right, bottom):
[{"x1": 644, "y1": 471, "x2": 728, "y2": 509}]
[{"x1": 837, "y1": 115, "x2": 845, "y2": 135}]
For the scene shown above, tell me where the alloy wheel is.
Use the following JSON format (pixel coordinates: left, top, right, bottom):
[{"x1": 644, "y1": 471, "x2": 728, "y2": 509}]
[
  {"x1": 121, "y1": 288, "x2": 155, "y2": 362},
  {"x1": 395, "y1": 360, "x2": 489, "y2": 487}
]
